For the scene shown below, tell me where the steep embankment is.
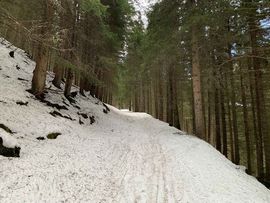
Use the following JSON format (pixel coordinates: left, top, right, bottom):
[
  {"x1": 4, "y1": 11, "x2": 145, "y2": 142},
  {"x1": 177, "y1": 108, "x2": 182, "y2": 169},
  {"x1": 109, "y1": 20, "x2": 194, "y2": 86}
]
[{"x1": 0, "y1": 39, "x2": 269, "y2": 202}]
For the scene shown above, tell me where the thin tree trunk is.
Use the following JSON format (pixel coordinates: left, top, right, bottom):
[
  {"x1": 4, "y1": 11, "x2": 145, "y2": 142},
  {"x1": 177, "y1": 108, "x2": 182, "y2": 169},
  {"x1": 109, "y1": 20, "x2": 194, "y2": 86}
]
[
  {"x1": 248, "y1": 17, "x2": 268, "y2": 180},
  {"x1": 225, "y1": 72, "x2": 235, "y2": 162},
  {"x1": 215, "y1": 88, "x2": 221, "y2": 152},
  {"x1": 64, "y1": 69, "x2": 73, "y2": 97},
  {"x1": 248, "y1": 58, "x2": 260, "y2": 176},
  {"x1": 220, "y1": 88, "x2": 227, "y2": 157},
  {"x1": 240, "y1": 64, "x2": 252, "y2": 173},
  {"x1": 191, "y1": 24, "x2": 205, "y2": 139},
  {"x1": 167, "y1": 70, "x2": 173, "y2": 126},
  {"x1": 228, "y1": 44, "x2": 240, "y2": 164},
  {"x1": 207, "y1": 89, "x2": 212, "y2": 143},
  {"x1": 172, "y1": 68, "x2": 180, "y2": 129},
  {"x1": 158, "y1": 71, "x2": 164, "y2": 120}
]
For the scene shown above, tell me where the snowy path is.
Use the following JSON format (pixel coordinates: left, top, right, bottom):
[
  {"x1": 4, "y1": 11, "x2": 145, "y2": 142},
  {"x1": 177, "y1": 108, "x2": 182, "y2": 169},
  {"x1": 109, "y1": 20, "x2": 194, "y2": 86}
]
[
  {"x1": 1, "y1": 109, "x2": 270, "y2": 202},
  {"x1": 0, "y1": 111, "x2": 176, "y2": 203}
]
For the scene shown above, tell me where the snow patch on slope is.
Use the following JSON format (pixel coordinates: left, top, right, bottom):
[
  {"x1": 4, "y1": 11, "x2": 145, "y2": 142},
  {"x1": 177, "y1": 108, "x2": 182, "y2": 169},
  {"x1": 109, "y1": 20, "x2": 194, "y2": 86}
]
[{"x1": 0, "y1": 129, "x2": 19, "y2": 148}]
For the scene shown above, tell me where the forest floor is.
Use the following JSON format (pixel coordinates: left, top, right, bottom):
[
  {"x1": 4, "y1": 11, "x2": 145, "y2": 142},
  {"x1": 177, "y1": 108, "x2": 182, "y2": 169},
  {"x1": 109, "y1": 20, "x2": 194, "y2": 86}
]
[{"x1": 0, "y1": 39, "x2": 270, "y2": 202}]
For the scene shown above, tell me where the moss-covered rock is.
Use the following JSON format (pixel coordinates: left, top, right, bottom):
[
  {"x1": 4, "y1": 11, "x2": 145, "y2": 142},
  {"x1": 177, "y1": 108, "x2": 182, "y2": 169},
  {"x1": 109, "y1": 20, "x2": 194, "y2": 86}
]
[{"x1": 47, "y1": 132, "x2": 61, "y2": 139}]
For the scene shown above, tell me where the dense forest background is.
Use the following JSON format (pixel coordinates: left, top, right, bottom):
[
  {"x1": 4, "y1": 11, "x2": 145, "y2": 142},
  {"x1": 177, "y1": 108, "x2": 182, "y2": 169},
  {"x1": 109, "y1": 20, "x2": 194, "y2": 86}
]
[{"x1": 0, "y1": 0, "x2": 270, "y2": 183}]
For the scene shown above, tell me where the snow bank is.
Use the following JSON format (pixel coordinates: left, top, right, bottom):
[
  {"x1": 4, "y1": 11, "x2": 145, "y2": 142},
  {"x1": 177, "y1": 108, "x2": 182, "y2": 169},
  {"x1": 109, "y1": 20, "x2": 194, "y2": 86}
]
[
  {"x1": 0, "y1": 129, "x2": 19, "y2": 148},
  {"x1": 0, "y1": 39, "x2": 269, "y2": 202}
]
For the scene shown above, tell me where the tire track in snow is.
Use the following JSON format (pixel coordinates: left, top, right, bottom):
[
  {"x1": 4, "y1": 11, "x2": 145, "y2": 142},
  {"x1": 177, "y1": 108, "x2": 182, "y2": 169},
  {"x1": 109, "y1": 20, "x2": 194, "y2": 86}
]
[{"x1": 111, "y1": 116, "x2": 178, "y2": 203}]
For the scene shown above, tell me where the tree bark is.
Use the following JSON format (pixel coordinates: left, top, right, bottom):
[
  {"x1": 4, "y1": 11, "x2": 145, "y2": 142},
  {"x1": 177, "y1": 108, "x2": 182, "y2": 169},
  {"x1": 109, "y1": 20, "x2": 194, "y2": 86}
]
[
  {"x1": 248, "y1": 16, "x2": 268, "y2": 180},
  {"x1": 228, "y1": 44, "x2": 240, "y2": 165},
  {"x1": 240, "y1": 64, "x2": 252, "y2": 173},
  {"x1": 215, "y1": 88, "x2": 221, "y2": 152},
  {"x1": 31, "y1": 0, "x2": 53, "y2": 96},
  {"x1": 220, "y1": 88, "x2": 227, "y2": 157},
  {"x1": 64, "y1": 69, "x2": 73, "y2": 97},
  {"x1": 52, "y1": 63, "x2": 63, "y2": 89},
  {"x1": 191, "y1": 24, "x2": 205, "y2": 139},
  {"x1": 31, "y1": 43, "x2": 48, "y2": 96}
]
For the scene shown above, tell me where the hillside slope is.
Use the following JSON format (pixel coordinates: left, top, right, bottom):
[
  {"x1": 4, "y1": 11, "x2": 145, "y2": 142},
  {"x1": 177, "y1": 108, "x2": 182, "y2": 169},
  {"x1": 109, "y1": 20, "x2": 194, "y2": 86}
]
[{"x1": 0, "y1": 39, "x2": 269, "y2": 203}]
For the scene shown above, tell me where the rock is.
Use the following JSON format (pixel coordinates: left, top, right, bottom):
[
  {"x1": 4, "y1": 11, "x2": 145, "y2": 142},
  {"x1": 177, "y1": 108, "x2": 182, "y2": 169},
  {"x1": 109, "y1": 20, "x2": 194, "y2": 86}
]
[
  {"x1": 26, "y1": 89, "x2": 46, "y2": 100},
  {"x1": 18, "y1": 77, "x2": 29, "y2": 82},
  {"x1": 16, "y1": 101, "x2": 29, "y2": 106},
  {"x1": 62, "y1": 100, "x2": 70, "y2": 107},
  {"x1": 103, "y1": 103, "x2": 110, "y2": 112},
  {"x1": 73, "y1": 105, "x2": 81, "y2": 110},
  {"x1": 66, "y1": 96, "x2": 76, "y2": 104},
  {"x1": 0, "y1": 124, "x2": 13, "y2": 134},
  {"x1": 47, "y1": 133, "x2": 61, "y2": 139},
  {"x1": 41, "y1": 100, "x2": 68, "y2": 110},
  {"x1": 79, "y1": 118, "x2": 84, "y2": 125},
  {"x1": 90, "y1": 116, "x2": 95, "y2": 125},
  {"x1": 50, "y1": 110, "x2": 74, "y2": 121},
  {"x1": 173, "y1": 131, "x2": 186, "y2": 135},
  {"x1": 77, "y1": 112, "x2": 88, "y2": 119},
  {"x1": 9, "y1": 51, "x2": 14, "y2": 58},
  {"x1": 0, "y1": 137, "x2": 20, "y2": 158},
  {"x1": 70, "y1": 92, "x2": 78, "y2": 98},
  {"x1": 23, "y1": 60, "x2": 29, "y2": 65}
]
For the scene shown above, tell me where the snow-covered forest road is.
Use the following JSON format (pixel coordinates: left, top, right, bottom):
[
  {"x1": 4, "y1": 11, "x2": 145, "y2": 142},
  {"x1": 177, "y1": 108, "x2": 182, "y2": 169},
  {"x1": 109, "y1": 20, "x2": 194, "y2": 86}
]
[
  {"x1": 0, "y1": 39, "x2": 270, "y2": 202},
  {"x1": 1, "y1": 107, "x2": 270, "y2": 202}
]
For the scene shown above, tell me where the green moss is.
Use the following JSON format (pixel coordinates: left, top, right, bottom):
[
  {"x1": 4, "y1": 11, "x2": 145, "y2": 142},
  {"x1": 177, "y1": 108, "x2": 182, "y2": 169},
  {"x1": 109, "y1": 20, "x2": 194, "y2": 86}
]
[{"x1": 47, "y1": 132, "x2": 61, "y2": 139}]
